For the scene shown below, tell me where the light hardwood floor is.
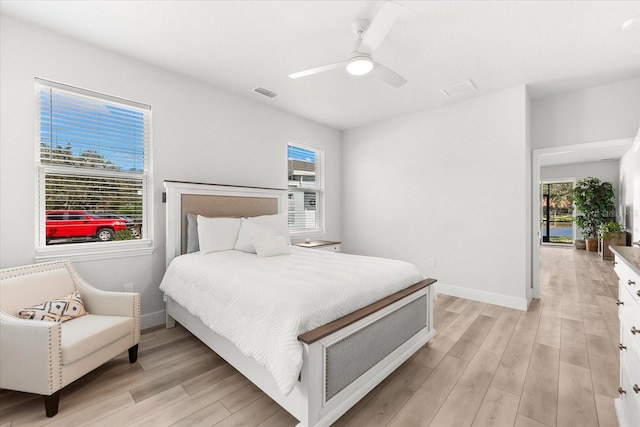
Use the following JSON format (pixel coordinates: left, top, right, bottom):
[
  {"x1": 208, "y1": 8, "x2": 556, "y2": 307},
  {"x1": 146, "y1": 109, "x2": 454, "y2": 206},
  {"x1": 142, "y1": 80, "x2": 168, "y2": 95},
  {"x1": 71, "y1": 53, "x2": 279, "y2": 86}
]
[{"x1": 0, "y1": 245, "x2": 620, "y2": 426}]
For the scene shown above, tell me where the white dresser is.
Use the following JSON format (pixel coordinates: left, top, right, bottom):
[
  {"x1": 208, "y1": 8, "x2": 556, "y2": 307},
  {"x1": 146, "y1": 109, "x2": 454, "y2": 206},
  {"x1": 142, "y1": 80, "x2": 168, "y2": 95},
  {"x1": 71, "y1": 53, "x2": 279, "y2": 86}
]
[{"x1": 612, "y1": 246, "x2": 640, "y2": 427}]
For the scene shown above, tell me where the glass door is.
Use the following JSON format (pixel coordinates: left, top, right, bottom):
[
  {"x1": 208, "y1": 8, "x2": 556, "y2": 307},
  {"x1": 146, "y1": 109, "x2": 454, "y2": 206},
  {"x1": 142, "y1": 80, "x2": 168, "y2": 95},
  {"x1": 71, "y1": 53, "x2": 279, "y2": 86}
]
[{"x1": 541, "y1": 181, "x2": 574, "y2": 244}]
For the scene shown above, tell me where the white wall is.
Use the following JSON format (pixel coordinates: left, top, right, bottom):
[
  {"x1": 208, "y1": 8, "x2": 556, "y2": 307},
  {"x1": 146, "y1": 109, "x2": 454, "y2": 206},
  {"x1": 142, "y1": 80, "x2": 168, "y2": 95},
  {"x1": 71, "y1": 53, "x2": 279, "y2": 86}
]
[
  {"x1": 342, "y1": 86, "x2": 530, "y2": 310},
  {"x1": 541, "y1": 161, "x2": 620, "y2": 189},
  {"x1": 531, "y1": 77, "x2": 640, "y2": 149},
  {"x1": 619, "y1": 130, "x2": 640, "y2": 242},
  {"x1": 0, "y1": 15, "x2": 342, "y2": 327}
]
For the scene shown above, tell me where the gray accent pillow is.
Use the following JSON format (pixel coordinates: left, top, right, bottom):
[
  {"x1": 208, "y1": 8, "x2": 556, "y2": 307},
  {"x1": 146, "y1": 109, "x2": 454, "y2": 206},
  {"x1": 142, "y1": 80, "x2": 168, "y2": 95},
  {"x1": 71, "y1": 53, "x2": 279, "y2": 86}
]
[{"x1": 186, "y1": 213, "x2": 199, "y2": 253}]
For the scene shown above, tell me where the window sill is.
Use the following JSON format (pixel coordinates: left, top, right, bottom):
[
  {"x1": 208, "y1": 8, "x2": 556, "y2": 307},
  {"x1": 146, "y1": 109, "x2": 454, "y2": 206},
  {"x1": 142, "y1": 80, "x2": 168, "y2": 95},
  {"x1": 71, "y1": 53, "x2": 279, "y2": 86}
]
[
  {"x1": 289, "y1": 229, "x2": 325, "y2": 238},
  {"x1": 34, "y1": 239, "x2": 154, "y2": 263}
]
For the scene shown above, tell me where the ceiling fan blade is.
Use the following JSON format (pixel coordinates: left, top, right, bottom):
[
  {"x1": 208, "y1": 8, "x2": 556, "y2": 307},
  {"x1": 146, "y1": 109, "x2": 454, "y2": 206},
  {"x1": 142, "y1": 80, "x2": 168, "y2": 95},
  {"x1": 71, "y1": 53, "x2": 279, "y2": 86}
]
[
  {"x1": 288, "y1": 61, "x2": 346, "y2": 79},
  {"x1": 371, "y1": 62, "x2": 407, "y2": 87},
  {"x1": 360, "y1": 1, "x2": 402, "y2": 53}
]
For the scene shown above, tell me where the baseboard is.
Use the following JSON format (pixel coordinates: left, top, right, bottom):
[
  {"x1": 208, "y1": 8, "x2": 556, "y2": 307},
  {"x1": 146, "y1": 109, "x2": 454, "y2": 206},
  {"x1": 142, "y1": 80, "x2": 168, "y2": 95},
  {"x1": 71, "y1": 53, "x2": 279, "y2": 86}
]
[
  {"x1": 435, "y1": 282, "x2": 528, "y2": 311},
  {"x1": 141, "y1": 309, "x2": 166, "y2": 329}
]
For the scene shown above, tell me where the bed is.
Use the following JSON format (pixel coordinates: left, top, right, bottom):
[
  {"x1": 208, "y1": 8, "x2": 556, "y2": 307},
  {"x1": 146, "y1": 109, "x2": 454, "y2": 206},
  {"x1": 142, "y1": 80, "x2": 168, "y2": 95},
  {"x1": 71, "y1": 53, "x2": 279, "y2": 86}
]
[{"x1": 161, "y1": 180, "x2": 436, "y2": 427}]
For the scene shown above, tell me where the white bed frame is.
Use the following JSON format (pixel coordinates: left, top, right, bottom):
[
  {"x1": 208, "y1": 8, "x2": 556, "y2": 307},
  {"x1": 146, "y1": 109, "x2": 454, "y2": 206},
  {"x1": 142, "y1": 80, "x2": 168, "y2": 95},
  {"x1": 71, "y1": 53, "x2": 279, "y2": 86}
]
[{"x1": 163, "y1": 181, "x2": 435, "y2": 427}]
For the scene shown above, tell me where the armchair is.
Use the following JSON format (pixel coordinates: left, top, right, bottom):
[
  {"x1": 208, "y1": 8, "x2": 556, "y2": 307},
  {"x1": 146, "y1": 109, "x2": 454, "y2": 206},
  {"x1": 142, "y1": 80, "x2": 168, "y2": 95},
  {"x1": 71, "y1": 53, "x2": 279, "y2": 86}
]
[{"x1": 0, "y1": 260, "x2": 140, "y2": 417}]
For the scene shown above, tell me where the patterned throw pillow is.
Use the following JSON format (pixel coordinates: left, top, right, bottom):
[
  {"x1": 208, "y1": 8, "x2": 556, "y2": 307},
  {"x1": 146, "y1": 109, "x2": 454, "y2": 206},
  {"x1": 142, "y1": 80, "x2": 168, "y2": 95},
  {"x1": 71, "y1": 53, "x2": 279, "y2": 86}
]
[{"x1": 18, "y1": 291, "x2": 88, "y2": 323}]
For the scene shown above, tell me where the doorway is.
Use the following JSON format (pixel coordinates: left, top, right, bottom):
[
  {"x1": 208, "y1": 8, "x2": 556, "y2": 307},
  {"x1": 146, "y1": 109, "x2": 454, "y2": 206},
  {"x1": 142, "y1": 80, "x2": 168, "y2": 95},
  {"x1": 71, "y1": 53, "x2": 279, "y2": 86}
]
[
  {"x1": 532, "y1": 137, "x2": 634, "y2": 300},
  {"x1": 541, "y1": 180, "x2": 574, "y2": 245}
]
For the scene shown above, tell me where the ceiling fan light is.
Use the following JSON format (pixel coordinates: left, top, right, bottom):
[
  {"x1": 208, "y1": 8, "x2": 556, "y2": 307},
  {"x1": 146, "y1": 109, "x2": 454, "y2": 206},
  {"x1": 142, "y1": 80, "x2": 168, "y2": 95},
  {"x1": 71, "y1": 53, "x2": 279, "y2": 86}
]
[{"x1": 346, "y1": 56, "x2": 374, "y2": 76}]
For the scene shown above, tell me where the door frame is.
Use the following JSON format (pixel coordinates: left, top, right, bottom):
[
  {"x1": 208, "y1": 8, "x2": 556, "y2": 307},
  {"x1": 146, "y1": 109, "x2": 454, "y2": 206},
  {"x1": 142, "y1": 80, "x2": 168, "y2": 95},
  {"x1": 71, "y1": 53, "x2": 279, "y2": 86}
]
[{"x1": 531, "y1": 137, "x2": 634, "y2": 301}]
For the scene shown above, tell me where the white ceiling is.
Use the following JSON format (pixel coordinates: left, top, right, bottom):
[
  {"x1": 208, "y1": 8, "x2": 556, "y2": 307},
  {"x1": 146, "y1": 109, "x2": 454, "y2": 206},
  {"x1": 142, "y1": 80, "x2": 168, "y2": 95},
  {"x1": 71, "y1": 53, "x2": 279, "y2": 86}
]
[{"x1": 1, "y1": 0, "x2": 639, "y2": 131}]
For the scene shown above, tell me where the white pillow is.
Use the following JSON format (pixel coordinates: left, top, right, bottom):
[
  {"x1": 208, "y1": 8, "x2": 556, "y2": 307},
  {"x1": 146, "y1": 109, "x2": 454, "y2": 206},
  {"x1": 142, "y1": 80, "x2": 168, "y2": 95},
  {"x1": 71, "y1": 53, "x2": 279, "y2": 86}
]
[
  {"x1": 197, "y1": 216, "x2": 241, "y2": 254},
  {"x1": 234, "y1": 218, "x2": 276, "y2": 253},
  {"x1": 249, "y1": 213, "x2": 291, "y2": 245},
  {"x1": 252, "y1": 235, "x2": 291, "y2": 258}
]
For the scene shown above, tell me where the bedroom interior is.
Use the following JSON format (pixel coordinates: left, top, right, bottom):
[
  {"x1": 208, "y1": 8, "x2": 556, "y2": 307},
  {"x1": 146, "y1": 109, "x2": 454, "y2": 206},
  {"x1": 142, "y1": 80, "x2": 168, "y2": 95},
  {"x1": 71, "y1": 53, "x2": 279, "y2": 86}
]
[{"x1": 1, "y1": 0, "x2": 640, "y2": 426}]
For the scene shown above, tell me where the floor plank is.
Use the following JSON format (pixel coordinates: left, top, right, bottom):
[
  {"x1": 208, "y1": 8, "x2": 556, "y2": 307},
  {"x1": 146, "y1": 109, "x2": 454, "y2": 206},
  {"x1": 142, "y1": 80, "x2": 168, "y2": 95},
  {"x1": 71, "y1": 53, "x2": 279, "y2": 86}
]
[
  {"x1": 557, "y1": 361, "x2": 598, "y2": 427},
  {"x1": 535, "y1": 309, "x2": 562, "y2": 348},
  {"x1": 129, "y1": 373, "x2": 249, "y2": 427},
  {"x1": 448, "y1": 314, "x2": 497, "y2": 361},
  {"x1": 471, "y1": 386, "x2": 520, "y2": 427},
  {"x1": 90, "y1": 386, "x2": 189, "y2": 427},
  {"x1": 342, "y1": 361, "x2": 431, "y2": 427},
  {"x1": 491, "y1": 330, "x2": 536, "y2": 396},
  {"x1": 171, "y1": 401, "x2": 230, "y2": 427},
  {"x1": 560, "y1": 318, "x2": 591, "y2": 369},
  {"x1": 219, "y1": 383, "x2": 264, "y2": 414},
  {"x1": 429, "y1": 349, "x2": 501, "y2": 426},
  {"x1": 211, "y1": 395, "x2": 280, "y2": 427},
  {"x1": 517, "y1": 343, "x2": 560, "y2": 426},
  {"x1": 594, "y1": 393, "x2": 619, "y2": 427},
  {"x1": 42, "y1": 391, "x2": 134, "y2": 427},
  {"x1": 387, "y1": 355, "x2": 468, "y2": 427},
  {"x1": 480, "y1": 308, "x2": 520, "y2": 356}
]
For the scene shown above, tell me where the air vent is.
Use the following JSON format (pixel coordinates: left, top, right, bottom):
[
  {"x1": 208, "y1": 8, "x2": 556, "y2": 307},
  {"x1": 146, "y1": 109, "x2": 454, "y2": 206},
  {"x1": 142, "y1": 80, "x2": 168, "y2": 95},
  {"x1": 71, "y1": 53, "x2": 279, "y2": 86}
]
[
  {"x1": 441, "y1": 79, "x2": 477, "y2": 98},
  {"x1": 254, "y1": 87, "x2": 278, "y2": 98}
]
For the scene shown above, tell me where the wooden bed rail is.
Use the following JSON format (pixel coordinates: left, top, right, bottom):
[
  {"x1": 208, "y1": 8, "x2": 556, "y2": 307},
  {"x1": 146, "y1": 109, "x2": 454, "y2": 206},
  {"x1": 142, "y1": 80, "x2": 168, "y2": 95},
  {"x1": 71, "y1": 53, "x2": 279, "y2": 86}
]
[{"x1": 298, "y1": 278, "x2": 436, "y2": 344}]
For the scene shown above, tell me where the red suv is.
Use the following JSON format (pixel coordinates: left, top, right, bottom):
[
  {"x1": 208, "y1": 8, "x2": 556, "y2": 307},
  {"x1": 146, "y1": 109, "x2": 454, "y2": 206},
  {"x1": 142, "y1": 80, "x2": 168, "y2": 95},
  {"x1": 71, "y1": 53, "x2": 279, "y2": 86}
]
[{"x1": 46, "y1": 210, "x2": 129, "y2": 242}]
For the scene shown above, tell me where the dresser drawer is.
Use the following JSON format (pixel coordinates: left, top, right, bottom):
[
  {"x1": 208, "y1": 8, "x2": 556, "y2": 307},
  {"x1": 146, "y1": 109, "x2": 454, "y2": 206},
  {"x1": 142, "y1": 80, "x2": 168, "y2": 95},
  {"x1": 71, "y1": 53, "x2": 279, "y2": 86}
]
[
  {"x1": 615, "y1": 258, "x2": 640, "y2": 306},
  {"x1": 621, "y1": 320, "x2": 640, "y2": 388},
  {"x1": 619, "y1": 282, "x2": 640, "y2": 340},
  {"x1": 619, "y1": 361, "x2": 640, "y2": 427}
]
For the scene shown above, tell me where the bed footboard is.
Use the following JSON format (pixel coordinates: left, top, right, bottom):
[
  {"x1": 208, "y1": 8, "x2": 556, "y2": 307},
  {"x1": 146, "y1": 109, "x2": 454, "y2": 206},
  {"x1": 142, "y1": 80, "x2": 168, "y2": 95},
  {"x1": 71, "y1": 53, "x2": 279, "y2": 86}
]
[
  {"x1": 297, "y1": 283, "x2": 434, "y2": 427},
  {"x1": 326, "y1": 294, "x2": 426, "y2": 400},
  {"x1": 165, "y1": 283, "x2": 434, "y2": 427}
]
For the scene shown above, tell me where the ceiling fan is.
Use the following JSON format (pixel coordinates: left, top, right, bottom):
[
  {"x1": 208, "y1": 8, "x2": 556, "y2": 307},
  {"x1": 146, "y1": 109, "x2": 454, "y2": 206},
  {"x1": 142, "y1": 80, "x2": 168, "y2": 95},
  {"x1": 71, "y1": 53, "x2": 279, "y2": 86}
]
[{"x1": 288, "y1": 1, "x2": 406, "y2": 88}]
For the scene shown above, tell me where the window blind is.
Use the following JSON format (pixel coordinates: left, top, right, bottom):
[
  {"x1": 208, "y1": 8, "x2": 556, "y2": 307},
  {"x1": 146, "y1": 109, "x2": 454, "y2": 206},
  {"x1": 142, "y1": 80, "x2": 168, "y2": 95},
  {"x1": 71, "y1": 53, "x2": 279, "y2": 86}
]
[
  {"x1": 287, "y1": 143, "x2": 323, "y2": 232},
  {"x1": 37, "y1": 80, "x2": 149, "y2": 172},
  {"x1": 36, "y1": 79, "x2": 150, "y2": 245}
]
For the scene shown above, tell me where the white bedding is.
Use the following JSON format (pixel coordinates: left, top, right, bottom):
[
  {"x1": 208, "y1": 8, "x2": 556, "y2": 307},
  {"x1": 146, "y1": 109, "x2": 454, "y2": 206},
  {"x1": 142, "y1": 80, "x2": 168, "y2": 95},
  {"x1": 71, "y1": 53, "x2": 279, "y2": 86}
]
[{"x1": 159, "y1": 247, "x2": 423, "y2": 395}]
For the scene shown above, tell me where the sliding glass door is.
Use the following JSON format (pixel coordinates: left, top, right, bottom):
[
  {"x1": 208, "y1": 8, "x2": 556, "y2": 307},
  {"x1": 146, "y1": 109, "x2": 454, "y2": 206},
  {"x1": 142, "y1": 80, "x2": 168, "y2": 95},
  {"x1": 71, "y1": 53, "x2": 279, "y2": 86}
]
[{"x1": 541, "y1": 181, "x2": 574, "y2": 244}]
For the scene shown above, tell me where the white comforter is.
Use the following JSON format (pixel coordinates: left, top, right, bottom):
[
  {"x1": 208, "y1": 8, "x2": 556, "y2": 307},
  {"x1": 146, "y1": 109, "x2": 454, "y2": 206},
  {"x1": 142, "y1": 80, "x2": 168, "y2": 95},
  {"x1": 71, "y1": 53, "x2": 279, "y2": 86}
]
[{"x1": 159, "y1": 247, "x2": 423, "y2": 395}]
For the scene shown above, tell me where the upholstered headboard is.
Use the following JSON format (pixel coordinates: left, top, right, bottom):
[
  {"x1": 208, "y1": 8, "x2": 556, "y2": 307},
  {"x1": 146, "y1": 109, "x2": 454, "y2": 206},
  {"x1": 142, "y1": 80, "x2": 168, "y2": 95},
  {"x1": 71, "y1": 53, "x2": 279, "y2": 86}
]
[{"x1": 164, "y1": 181, "x2": 287, "y2": 265}]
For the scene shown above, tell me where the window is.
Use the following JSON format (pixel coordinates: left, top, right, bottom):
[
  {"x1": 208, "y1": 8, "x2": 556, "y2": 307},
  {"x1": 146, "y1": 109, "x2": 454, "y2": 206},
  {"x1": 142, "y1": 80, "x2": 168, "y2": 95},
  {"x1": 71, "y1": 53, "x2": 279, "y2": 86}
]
[
  {"x1": 35, "y1": 79, "x2": 152, "y2": 260},
  {"x1": 287, "y1": 142, "x2": 324, "y2": 234}
]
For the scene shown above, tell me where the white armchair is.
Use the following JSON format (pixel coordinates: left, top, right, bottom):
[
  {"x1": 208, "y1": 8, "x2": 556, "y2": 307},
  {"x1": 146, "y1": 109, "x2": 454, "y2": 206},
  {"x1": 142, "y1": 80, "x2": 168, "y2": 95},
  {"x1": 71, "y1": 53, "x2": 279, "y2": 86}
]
[{"x1": 0, "y1": 260, "x2": 140, "y2": 417}]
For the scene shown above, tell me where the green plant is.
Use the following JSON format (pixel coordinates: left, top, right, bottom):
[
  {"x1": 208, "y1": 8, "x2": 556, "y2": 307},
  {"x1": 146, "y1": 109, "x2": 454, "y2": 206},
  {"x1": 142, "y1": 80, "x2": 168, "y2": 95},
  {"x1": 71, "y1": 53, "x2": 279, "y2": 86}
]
[
  {"x1": 599, "y1": 221, "x2": 623, "y2": 240},
  {"x1": 114, "y1": 229, "x2": 136, "y2": 241},
  {"x1": 572, "y1": 177, "x2": 615, "y2": 239}
]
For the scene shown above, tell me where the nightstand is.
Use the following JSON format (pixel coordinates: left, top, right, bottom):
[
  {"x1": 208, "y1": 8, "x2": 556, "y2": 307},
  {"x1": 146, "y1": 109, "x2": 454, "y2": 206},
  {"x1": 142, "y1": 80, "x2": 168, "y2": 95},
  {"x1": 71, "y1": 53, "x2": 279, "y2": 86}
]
[{"x1": 294, "y1": 240, "x2": 341, "y2": 252}]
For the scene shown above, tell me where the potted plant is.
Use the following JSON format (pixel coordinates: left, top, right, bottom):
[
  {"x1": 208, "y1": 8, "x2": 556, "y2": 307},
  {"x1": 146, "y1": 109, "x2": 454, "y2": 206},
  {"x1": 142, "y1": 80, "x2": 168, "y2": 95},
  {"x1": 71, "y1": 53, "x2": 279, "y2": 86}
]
[
  {"x1": 572, "y1": 177, "x2": 615, "y2": 252},
  {"x1": 599, "y1": 221, "x2": 626, "y2": 260}
]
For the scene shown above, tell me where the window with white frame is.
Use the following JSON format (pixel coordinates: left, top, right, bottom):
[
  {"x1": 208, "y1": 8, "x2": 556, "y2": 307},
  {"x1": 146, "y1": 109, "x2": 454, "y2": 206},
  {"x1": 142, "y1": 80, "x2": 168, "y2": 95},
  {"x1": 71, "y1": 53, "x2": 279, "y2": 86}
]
[
  {"x1": 35, "y1": 79, "x2": 152, "y2": 259},
  {"x1": 287, "y1": 142, "x2": 324, "y2": 234}
]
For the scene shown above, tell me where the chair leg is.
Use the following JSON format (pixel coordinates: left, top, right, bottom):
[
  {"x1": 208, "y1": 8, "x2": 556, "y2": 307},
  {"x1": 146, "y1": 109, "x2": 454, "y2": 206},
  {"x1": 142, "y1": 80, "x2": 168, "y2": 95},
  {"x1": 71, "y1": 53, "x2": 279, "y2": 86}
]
[
  {"x1": 44, "y1": 391, "x2": 60, "y2": 417},
  {"x1": 128, "y1": 344, "x2": 139, "y2": 363}
]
